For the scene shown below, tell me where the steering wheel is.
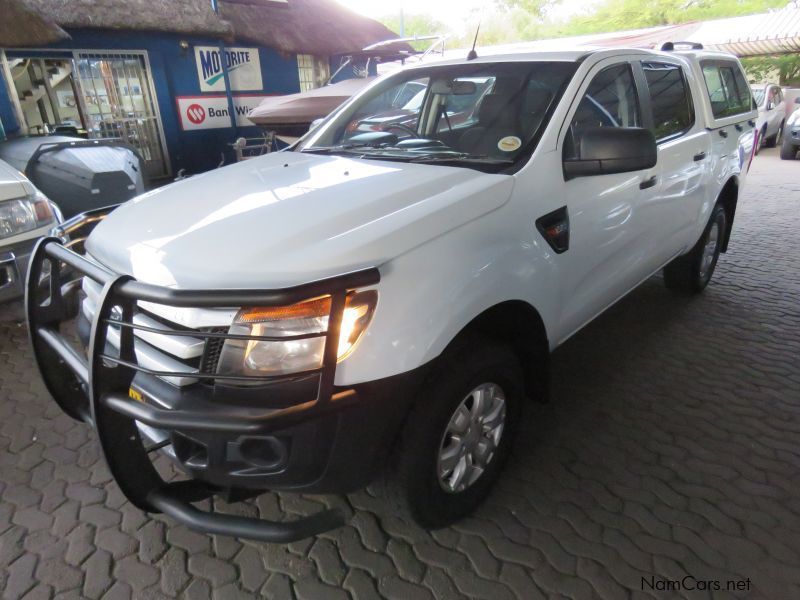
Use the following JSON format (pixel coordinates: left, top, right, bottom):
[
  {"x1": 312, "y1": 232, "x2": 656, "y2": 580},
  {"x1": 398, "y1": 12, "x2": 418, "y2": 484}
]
[{"x1": 381, "y1": 123, "x2": 419, "y2": 138}]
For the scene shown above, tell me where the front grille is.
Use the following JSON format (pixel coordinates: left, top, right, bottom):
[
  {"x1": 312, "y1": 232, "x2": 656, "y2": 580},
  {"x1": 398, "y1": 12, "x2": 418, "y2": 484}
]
[{"x1": 199, "y1": 328, "x2": 228, "y2": 376}]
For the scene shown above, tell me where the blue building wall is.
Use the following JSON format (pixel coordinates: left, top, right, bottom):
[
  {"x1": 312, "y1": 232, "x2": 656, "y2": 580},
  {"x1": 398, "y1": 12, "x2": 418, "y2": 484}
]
[
  {"x1": 0, "y1": 68, "x2": 19, "y2": 139},
  {"x1": 3, "y1": 29, "x2": 304, "y2": 175}
]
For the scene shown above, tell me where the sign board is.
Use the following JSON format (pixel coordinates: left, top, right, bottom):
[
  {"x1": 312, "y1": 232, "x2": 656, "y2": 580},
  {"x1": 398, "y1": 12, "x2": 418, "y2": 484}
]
[
  {"x1": 195, "y1": 46, "x2": 263, "y2": 92},
  {"x1": 177, "y1": 95, "x2": 271, "y2": 130}
]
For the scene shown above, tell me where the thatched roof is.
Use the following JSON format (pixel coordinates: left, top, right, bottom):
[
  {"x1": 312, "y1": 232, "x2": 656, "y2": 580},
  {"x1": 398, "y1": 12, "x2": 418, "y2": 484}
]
[
  {"x1": 1, "y1": 0, "x2": 70, "y2": 47},
  {"x1": 218, "y1": 0, "x2": 407, "y2": 56},
  {"x1": 6, "y1": 0, "x2": 403, "y2": 56},
  {"x1": 13, "y1": 0, "x2": 234, "y2": 40}
]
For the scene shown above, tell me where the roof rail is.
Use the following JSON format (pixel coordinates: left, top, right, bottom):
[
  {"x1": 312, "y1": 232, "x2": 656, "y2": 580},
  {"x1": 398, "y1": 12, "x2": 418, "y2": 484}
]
[{"x1": 661, "y1": 41, "x2": 704, "y2": 51}]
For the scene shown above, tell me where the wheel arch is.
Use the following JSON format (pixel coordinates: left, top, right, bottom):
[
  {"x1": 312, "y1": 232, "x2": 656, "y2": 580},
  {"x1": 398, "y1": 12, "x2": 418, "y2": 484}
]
[
  {"x1": 717, "y1": 176, "x2": 739, "y2": 253},
  {"x1": 444, "y1": 300, "x2": 550, "y2": 402}
]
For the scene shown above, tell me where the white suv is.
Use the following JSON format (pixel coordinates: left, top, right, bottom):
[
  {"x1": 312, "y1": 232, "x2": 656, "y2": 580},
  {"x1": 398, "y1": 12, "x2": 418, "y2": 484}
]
[
  {"x1": 751, "y1": 82, "x2": 786, "y2": 150},
  {"x1": 27, "y1": 46, "x2": 757, "y2": 542}
]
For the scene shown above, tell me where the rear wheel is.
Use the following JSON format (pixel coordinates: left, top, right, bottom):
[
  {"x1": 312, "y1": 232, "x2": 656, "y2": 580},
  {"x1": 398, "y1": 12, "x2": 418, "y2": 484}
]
[
  {"x1": 386, "y1": 338, "x2": 523, "y2": 528},
  {"x1": 663, "y1": 203, "x2": 726, "y2": 294},
  {"x1": 780, "y1": 135, "x2": 798, "y2": 160},
  {"x1": 765, "y1": 121, "x2": 783, "y2": 147}
]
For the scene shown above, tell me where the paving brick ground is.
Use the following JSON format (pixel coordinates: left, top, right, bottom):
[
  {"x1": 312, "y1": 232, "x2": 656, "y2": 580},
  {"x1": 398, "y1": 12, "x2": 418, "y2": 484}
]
[{"x1": 1, "y1": 148, "x2": 799, "y2": 599}]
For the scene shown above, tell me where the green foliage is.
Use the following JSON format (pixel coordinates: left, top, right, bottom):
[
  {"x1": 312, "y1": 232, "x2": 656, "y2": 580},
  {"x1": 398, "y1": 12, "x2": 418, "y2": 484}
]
[
  {"x1": 379, "y1": 13, "x2": 448, "y2": 51},
  {"x1": 548, "y1": 0, "x2": 788, "y2": 37},
  {"x1": 742, "y1": 54, "x2": 800, "y2": 85},
  {"x1": 380, "y1": 0, "x2": 795, "y2": 55}
]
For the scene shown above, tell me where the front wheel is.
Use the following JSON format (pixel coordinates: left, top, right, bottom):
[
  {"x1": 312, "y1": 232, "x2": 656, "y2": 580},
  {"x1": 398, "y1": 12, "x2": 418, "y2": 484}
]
[
  {"x1": 663, "y1": 203, "x2": 726, "y2": 294},
  {"x1": 387, "y1": 338, "x2": 524, "y2": 528}
]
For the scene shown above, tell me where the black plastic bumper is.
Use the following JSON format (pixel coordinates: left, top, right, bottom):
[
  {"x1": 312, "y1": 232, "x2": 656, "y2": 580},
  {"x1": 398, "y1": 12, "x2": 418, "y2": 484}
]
[{"x1": 25, "y1": 236, "x2": 381, "y2": 542}]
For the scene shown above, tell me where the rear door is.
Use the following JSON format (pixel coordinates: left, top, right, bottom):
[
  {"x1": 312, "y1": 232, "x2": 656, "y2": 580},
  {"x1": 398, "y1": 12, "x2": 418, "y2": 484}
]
[{"x1": 638, "y1": 59, "x2": 711, "y2": 261}]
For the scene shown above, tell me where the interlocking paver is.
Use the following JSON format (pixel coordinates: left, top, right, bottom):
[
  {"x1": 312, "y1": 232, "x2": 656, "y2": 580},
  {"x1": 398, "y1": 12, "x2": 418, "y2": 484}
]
[{"x1": 0, "y1": 150, "x2": 799, "y2": 599}]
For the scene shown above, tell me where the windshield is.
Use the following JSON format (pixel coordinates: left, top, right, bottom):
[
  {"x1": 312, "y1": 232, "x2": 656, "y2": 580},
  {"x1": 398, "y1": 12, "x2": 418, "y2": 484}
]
[
  {"x1": 296, "y1": 61, "x2": 576, "y2": 171},
  {"x1": 752, "y1": 88, "x2": 765, "y2": 106}
]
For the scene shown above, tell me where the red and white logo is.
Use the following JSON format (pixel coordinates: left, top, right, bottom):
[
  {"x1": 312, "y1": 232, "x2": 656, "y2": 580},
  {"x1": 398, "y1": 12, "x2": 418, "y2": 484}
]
[{"x1": 186, "y1": 104, "x2": 206, "y2": 125}]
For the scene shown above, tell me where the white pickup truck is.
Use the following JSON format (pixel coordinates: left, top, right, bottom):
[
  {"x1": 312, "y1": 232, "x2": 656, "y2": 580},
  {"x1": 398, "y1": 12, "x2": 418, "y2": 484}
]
[{"x1": 27, "y1": 44, "x2": 757, "y2": 542}]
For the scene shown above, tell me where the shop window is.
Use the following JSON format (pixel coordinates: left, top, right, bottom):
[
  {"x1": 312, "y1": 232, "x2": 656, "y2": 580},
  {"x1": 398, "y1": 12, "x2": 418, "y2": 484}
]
[{"x1": 297, "y1": 54, "x2": 330, "y2": 92}]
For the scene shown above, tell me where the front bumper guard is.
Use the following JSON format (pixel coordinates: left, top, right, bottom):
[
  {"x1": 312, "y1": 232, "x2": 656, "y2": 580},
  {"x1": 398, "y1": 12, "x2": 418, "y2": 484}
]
[{"x1": 25, "y1": 237, "x2": 380, "y2": 542}]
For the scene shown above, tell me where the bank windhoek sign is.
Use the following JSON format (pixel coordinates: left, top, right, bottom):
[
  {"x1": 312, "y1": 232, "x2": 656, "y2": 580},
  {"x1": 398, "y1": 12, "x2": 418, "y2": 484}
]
[
  {"x1": 177, "y1": 95, "x2": 271, "y2": 130},
  {"x1": 195, "y1": 46, "x2": 263, "y2": 92}
]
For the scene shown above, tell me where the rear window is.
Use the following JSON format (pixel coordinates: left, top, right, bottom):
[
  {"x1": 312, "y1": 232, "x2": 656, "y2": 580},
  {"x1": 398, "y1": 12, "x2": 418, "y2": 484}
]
[
  {"x1": 701, "y1": 60, "x2": 753, "y2": 119},
  {"x1": 642, "y1": 62, "x2": 694, "y2": 140}
]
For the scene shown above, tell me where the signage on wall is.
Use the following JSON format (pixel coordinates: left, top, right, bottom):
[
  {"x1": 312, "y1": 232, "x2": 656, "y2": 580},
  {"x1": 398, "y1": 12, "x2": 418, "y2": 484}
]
[
  {"x1": 194, "y1": 46, "x2": 263, "y2": 92},
  {"x1": 177, "y1": 95, "x2": 271, "y2": 130}
]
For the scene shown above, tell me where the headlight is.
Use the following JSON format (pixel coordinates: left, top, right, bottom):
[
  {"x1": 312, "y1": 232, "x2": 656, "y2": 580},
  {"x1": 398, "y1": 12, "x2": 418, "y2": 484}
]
[
  {"x1": 0, "y1": 190, "x2": 55, "y2": 239},
  {"x1": 216, "y1": 290, "x2": 377, "y2": 381}
]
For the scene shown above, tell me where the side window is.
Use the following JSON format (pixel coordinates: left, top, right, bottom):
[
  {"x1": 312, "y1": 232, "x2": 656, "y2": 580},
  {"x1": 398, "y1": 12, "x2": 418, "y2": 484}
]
[
  {"x1": 567, "y1": 63, "x2": 640, "y2": 157},
  {"x1": 701, "y1": 61, "x2": 752, "y2": 118},
  {"x1": 642, "y1": 62, "x2": 694, "y2": 141}
]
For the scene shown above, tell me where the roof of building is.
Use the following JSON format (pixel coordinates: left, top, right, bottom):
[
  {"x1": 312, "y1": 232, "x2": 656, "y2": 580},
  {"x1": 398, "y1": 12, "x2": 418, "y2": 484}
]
[
  {"x1": 2, "y1": 0, "x2": 406, "y2": 56},
  {"x1": 219, "y1": 0, "x2": 407, "y2": 55},
  {"x1": 10, "y1": 0, "x2": 234, "y2": 41},
  {"x1": 0, "y1": 0, "x2": 70, "y2": 47}
]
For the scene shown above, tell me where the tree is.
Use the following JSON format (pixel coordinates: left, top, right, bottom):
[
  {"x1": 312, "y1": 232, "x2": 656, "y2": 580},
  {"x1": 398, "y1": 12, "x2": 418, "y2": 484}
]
[
  {"x1": 379, "y1": 13, "x2": 448, "y2": 51},
  {"x1": 742, "y1": 54, "x2": 800, "y2": 85},
  {"x1": 550, "y1": 0, "x2": 789, "y2": 36}
]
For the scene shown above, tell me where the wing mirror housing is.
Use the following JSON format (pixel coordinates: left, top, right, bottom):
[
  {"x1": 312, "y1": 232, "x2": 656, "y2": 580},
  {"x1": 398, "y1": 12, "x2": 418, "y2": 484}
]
[{"x1": 564, "y1": 127, "x2": 657, "y2": 180}]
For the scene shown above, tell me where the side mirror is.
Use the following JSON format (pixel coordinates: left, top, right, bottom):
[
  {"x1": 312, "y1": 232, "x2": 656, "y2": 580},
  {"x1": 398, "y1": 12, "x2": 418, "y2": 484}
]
[{"x1": 564, "y1": 127, "x2": 657, "y2": 179}]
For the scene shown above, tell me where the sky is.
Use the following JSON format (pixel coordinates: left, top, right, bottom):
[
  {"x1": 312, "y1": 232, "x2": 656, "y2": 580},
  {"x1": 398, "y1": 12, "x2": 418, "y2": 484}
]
[{"x1": 335, "y1": 0, "x2": 598, "y2": 23}]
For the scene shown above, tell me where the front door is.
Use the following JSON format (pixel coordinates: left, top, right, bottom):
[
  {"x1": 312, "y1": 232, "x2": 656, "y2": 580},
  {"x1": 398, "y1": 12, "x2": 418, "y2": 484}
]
[{"x1": 556, "y1": 59, "x2": 661, "y2": 340}]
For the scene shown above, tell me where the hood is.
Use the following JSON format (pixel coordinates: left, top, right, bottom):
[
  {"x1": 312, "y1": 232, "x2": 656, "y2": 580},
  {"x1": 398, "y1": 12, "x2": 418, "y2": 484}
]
[
  {"x1": 0, "y1": 158, "x2": 31, "y2": 202},
  {"x1": 86, "y1": 152, "x2": 514, "y2": 289}
]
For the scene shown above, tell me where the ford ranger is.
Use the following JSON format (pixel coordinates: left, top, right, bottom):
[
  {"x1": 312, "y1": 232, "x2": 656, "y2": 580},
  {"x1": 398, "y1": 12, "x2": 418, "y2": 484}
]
[{"x1": 26, "y1": 44, "x2": 757, "y2": 542}]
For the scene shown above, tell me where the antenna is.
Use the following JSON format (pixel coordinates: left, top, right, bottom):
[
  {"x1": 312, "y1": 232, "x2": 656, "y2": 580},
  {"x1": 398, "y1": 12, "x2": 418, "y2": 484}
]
[{"x1": 467, "y1": 23, "x2": 481, "y2": 61}]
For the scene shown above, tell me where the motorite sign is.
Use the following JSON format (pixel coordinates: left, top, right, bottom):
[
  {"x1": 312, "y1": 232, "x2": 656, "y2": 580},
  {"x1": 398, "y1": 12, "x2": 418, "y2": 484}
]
[
  {"x1": 177, "y1": 95, "x2": 271, "y2": 130},
  {"x1": 194, "y1": 46, "x2": 263, "y2": 92}
]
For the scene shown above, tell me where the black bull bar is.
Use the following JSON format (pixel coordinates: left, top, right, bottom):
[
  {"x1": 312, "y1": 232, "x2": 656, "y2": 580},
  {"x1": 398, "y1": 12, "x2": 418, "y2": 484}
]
[{"x1": 25, "y1": 236, "x2": 380, "y2": 542}]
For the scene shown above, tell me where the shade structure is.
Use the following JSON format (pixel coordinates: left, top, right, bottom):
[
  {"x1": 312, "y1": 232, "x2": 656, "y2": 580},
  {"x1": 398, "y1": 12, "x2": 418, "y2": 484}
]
[{"x1": 247, "y1": 77, "x2": 375, "y2": 131}]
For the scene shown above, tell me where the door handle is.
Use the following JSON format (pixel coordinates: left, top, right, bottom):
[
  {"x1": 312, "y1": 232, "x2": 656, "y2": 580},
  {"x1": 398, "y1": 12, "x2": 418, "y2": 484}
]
[
  {"x1": 748, "y1": 119, "x2": 756, "y2": 127},
  {"x1": 735, "y1": 123, "x2": 744, "y2": 131},
  {"x1": 719, "y1": 129, "x2": 729, "y2": 138},
  {"x1": 693, "y1": 151, "x2": 707, "y2": 161},
  {"x1": 639, "y1": 176, "x2": 658, "y2": 190}
]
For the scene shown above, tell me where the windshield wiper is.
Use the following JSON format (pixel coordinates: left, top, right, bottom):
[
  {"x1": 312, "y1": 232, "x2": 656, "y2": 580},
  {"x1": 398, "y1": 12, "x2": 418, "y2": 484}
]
[
  {"x1": 409, "y1": 153, "x2": 514, "y2": 165},
  {"x1": 301, "y1": 142, "x2": 390, "y2": 155}
]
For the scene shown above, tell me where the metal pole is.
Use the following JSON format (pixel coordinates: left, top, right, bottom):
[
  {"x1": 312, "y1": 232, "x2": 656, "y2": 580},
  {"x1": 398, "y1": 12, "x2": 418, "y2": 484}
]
[
  {"x1": 211, "y1": 0, "x2": 238, "y2": 140},
  {"x1": 1, "y1": 50, "x2": 28, "y2": 135}
]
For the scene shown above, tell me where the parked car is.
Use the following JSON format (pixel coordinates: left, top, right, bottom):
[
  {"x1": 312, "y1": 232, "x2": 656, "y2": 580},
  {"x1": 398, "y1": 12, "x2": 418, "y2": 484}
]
[
  {"x1": 27, "y1": 45, "x2": 757, "y2": 542},
  {"x1": 751, "y1": 83, "x2": 786, "y2": 151},
  {"x1": 780, "y1": 97, "x2": 800, "y2": 160},
  {"x1": 0, "y1": 136, "x2": 146, "y2": 219},
  {"x1": 0, "y1": 158, "x2": 60, "y2": 303}
]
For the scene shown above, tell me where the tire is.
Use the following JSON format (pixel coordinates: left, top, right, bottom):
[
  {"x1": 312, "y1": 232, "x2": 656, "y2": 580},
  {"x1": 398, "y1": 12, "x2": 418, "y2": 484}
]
[
  {"x1": 663, "y1": 203, "x2": 726, "y2": 294},
  {"x1": 765, "y1": 121, "x2": 783, "y2": 148},
  {"x1": 385, "y1": 337, "x2": 524, "y2": 528},
  {"x1": 780, "y1": 135, "x2": 798, "y2": 160}
]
